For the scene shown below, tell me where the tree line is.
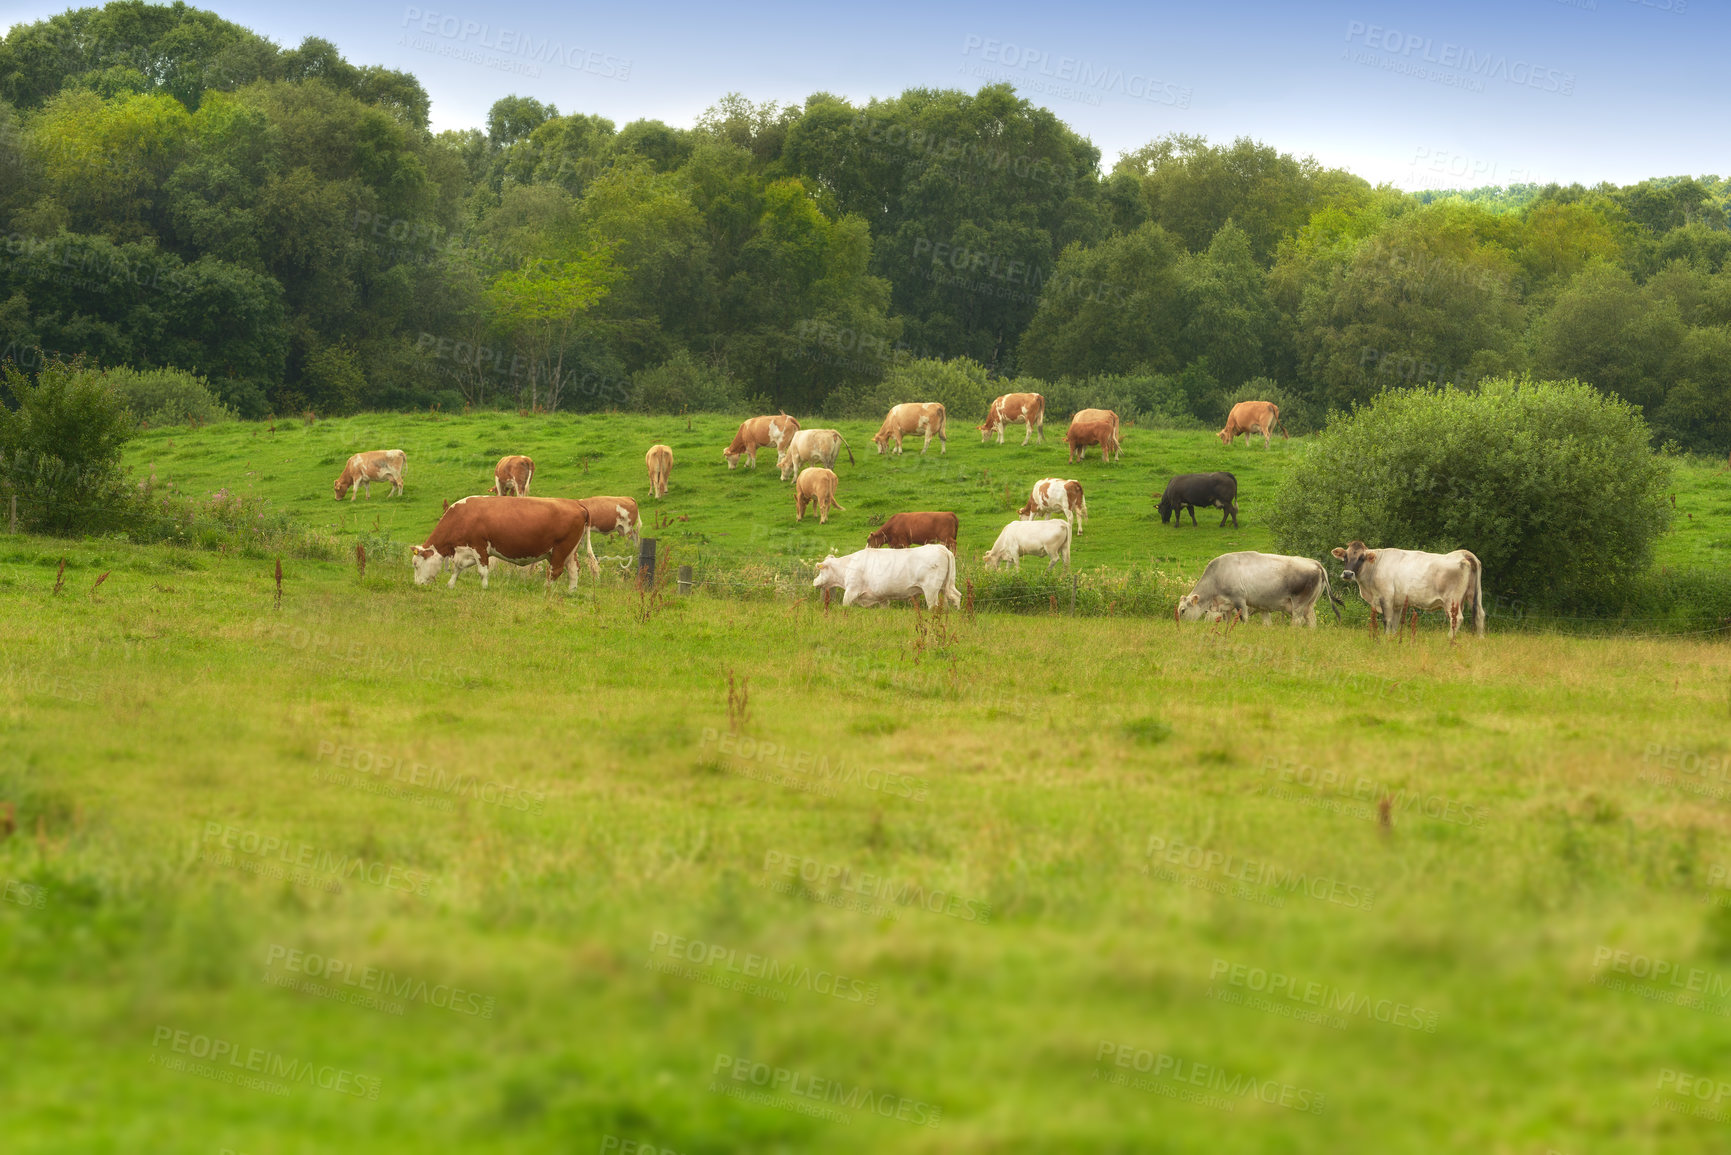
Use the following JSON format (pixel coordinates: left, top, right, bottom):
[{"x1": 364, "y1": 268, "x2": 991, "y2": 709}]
[{"x1": 1, "y1": 2, "x2": 1728, "y2": 451}]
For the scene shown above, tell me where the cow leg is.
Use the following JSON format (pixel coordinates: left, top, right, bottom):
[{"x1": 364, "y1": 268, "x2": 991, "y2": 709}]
[
  {"x1": 1261, "y1": 612, "x2": 1272, "y2": 627},
  {"x1": 1187, "y1": 506, "x2": 1198, "y2": 527}
]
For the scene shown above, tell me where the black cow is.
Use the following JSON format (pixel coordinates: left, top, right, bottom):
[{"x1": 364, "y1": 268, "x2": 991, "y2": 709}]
[{"x1": 1158, "y1": 472, "x2": 1238, "y2": 528}]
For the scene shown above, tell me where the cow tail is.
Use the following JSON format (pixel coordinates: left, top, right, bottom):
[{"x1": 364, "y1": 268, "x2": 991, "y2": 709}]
[
  {"x1": 1322, "y1": 565, "x2": 1342, "y2": 622},
  {"x1": 841, "y1": 435, "x2": 855, "y2": 465},
  {"x1": 943, "y1": 545, "x2": 961, "y2": 607},
  {"x1": 1467, "y1": 552, "x2": 1486, "y2": 636}
]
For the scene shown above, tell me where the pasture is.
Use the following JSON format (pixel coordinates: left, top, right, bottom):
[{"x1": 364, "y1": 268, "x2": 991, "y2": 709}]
[{"x1": 0, "y1": 410, "x2": 1727, "y2": 1150}]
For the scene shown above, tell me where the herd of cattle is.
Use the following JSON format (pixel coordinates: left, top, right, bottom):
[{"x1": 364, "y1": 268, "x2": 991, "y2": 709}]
[{"x1": 332, "y1": 393, "x2": 1487, "y2": 638}]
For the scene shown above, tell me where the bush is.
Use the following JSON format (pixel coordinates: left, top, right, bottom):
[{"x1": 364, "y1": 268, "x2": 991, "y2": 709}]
[
  {"x1": 88, "y1": 365, "x2": 236, "y2": 429},
  {"x1": 0, "y1": 359, "x2": 136, "y2": 535},
  {"x1": 631, "y1": 349, "x2": 741, "y2": 413},
  {"x1": 825, "y1": 356, "x2": 996, "y2": 424},
  {"x1": 1039, "y1": 362, "x2": 1213, "y2": 428},
  {"x1": 1269, "y1": 376, "x2": 1672, "y2": 614}
]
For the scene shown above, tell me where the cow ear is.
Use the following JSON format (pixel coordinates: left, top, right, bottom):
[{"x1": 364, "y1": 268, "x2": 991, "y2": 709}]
[
  {"x1": 1362, "y1": 551, "x2": 1377, "y2": 563},
  {"x1": 1330, "y1": 548, "x2": 1346, "y2": 560}
]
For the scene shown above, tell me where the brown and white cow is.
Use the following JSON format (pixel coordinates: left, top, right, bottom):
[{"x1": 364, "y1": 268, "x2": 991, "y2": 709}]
[
  {"x1": 872, "y1": 402, "x2": 947, "y2": 456},
  {"x1": 1066, "y1": 409, "x2": 1121, "y2": 463},
  {"x1": 645, "y1": 444, "x2": 673, "y2": 498},
  {"x1": 866, "y1": 511, "x2": 959, "y2": 553},
  {"x1": 979, "y1": 393, "x2": 1046, "y2": 445},
  {"x1": 724, "y1": 414, "x2": 800, "y2": 469},
  {"x1": 1019, "y1": 478, "x2": 1088, "y2": 534},
  {"x1": 794, "y1": 467, "x2": 845, "y2": 523},
  {"x1": 334, "y1": 450, "x2": 406, "y2": 500},
  {"x1": 492, "y1": 455, "x2": 534, "y2": 496},
  {"x1": 577, "y1": 496, "x2": 642, "y2": 574},
  {"x1": 1218, "y1": 400, "x2": 1287, "y2": 448},
  {"x1": 1331, "y1": 540, "x2": 1485, "y2": 639},
  {"x1": 410, "y1": 496, "x2": 589, "y2": 590},
  {"x1": 777, "y1": 428, "x2": 854, "y2": 481}
]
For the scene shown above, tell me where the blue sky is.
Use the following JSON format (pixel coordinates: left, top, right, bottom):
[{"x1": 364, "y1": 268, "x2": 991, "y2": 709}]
[{"x1": 5, "y1": 0, "x2": 1724, "y2": 188}]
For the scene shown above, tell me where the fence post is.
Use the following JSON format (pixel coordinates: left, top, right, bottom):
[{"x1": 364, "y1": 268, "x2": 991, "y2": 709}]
[
  {"x1": 8, "y1": 495, "x2": 14, "y2": 534},
  {"x1": 637, "y1": 537, "x2": 657, "y2": 589},
  {"x1": 1070, "y1": 572, "x2": 1077, "y2": 615},
  {"x1": 678, "y1": 564, "x2": 693, "y2": 596}
]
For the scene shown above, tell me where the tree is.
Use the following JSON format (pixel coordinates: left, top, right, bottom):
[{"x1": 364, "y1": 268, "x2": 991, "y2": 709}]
[
  {"x1": 1017, "y1": 223, "x2": 1187, "y2": 380},
  {"x1": 483, "y1": 248, "x2": 615, "y2": 410},
  {"x1": 0, "y1": 356, "x2": 136, "y2": 534}
]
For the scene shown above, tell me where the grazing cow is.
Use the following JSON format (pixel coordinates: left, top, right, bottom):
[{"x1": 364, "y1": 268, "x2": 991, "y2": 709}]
[
  {"x1": 1066, "y1": 408, "x2": 1122, "y2": 463},
  {"x1": 872, "y1": 402, "x2": 947, "y2": 455},
  {"x1": 724, "y1": 414, "x2": 800, "y2": 470},
  {"x1": 333, "y1": 450, "x2": 406, "y2": 500},
  {"x1": 866, "y1": 512, "x2": 959, "y2": 553},
  {"x1": 1158, "y1": 472, "x2": 1239, "y2": 528},
  {"x1": 794, "y1": 467, "x2": 845, "y2": 523},
  {"x1": 410, "y1": 496, "x2": 590, "y2": 590},
  {"x1": 979, "y1": 393, "x2": 1046, "y2": 445},
  {"x1": 812, "y1": 544, "x2": 960, "y2": 609},
  {"x1": 492, "y1": 455, "x2": 534, "y2": 496},
  {"x1": 1019, "y1": 478, "x2": 1088, "y2": 535},
  {"x1": 1218, "y1": 400, "x2": 1287, "y2": 448},
  {"x1": 578, "y1": 496, "x2": 642, "y2": 574},
  {"x1": 1331, "y1": 541, "x2": 1485, "y2": 639},
  {"x1": 778, "y1": 428, "x2": 854, "y2": 480},
  {"x1": 1176, "y1": 551, "x2": 1339, "y2": 627},
  {"x1": 645, "y1": 444, "x2": 673, "y2": 498},
  {"x1": 984, "y1": 519, "x2": 1071, "y2": 571}
]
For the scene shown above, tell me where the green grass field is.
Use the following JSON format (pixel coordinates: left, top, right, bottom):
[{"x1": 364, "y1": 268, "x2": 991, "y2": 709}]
[{"x1": 1, "y1": 412, "x2": 1729, "y2": 1151}]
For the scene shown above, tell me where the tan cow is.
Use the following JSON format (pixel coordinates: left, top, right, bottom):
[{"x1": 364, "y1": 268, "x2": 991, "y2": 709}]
[
  {"x1": 979, "y1": 393, "x2": 1046, "y2": 445},
  {"x1": 778, "y1": 428, "x2": 854, "y2": 481},
  {"x1": 645, "y1": 444, "x2": 673, "y2": 498},
  {"x1": 1066, "y1": 409, "x2": 1121, "y2": 463},
  {"x1": 1219, "y1": 400, "x2": 1287, "y2": 448},
  {"x1": 724, "y1": 414, "x2": 800, "y2": 469},
  {"x1": 577, "y1": 496, "x2": 642, "y2": 575},
  {"x1": 872, "y1": 402, "x2": 947, "y2": 456},
  {"x1": 410, "y1": 496, "x2": 589, "y2": 590},
  {"x1": 795, "y1": 467, "x2": 845, "y2": 523},
  {"x1": 333, "y1": 450, "x2": 406, "y2": 500},
  {"x1": 1019, "y1": 478, "x2": 1088, "y2": 535},
  {"x1": 492, "y1": 455, "x2": 534, "y2": 496}
]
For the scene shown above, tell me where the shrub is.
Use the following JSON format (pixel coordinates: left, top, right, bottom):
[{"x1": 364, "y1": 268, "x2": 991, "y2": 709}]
[
  {"x1": 89, "y1": 365, "x2": 236, "y2": 429},
  {"x1": 1268, "y1": 376, "x2": 1672, "y2": 614},
  {"x1": 631, "y1": 349, "x2": 741, "y2": 413},
  {"x1": 0, "y1": 359, "x2": 136, "y2": 535},
  {"x1": 1038, "y1": 363, "x2": 1213, "y2": 428},
  {"x1": 825, "y1": 356, "x2": 996, "y2": 424}
]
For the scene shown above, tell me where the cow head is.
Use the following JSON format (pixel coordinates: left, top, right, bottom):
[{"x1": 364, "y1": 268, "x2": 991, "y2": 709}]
[
  {"x1": 410, "y1": 545, "x2": 444, "y2": 585},
  {"x1": 1216, "y1": 426, "x2": 1232, "y2": 446},
  {"x1": 811, "y1": 553, "x2": 846, "y2": 591},
  {"x1": 1331, "y1": 541, "x2": 1377, "y2": 582},
  {"x1": 333, "y1": 471, "x2": 353, "y2": 499},
  {"x1": 1157, "y1": 496, "x2": 1173, "y2": 525},
  {"x1": 871, "y1": 429, "x2": 890, "y2": 452},
  {"x1": 866, "y1": 528, "x2": 889, "y2": 548}
]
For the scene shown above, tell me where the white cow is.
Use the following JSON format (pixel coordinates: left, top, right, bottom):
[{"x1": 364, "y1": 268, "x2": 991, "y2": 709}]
[
  {"x1": 811, "y1": 544, "x2": 961, "y2": 609},
  {"x1": 1018, "y1": 478, "x2": 1088, "y2": 535},
  {"x1": 984, "y1": 519, "x2": 1071, "y2": 571},
  {"x1": 778, "y1": 428, "x2": 854, "y2": 480},
  {"x1": 1176, "y1": 551, "x2": 1339, "y2": 627},
  {"x1": 1331, "y1": 540, "x2": 1485, "y2": 639}
]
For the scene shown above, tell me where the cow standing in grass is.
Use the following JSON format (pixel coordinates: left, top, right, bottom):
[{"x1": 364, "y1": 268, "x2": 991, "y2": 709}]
[
  {"x1": 872, "y1": 402, "x2": 947, "y2": 455},
  {"x1": 1158, "y1": 472, "x2": 1238, "y2": 528},
  {"x1": 1219, "y1": 401, "x2": 1286, "y2": 448},
  {"x1": 979, "y1": 393, "x2": 1046, "y2": 445},
  {"x1": 1020, "y1": 478, "x2": 1088, "y2": 535},
  {"x1": 334, "y1": 450, "x2": 406, "y2": 500},
  {"x1": 724, "y1": 414, "x2": 799, "y2": 470},
  {"x1": 492, "y1": 455, "x2": 534, "y2": 496},
  {"x1": 410, "y1": 496, "x2": 590, "y2": 590},
  {"x1": 778, "y1": 429, "x2": 854, "y2": 480},
  {"x1": 867, "y1": 512, "x2": 959, "y2": 553},
  {"x1": 795, "y1": 468, "x2": 845, "y2": 523},
  {"x1": 1332, "y1": 540, "x2": 1485, "y2": 639},
  {"x1": 578, "y1": 496, "x2": 642, "y2": 574},
  {"x1": 1066, "y1": 409, "x2": 1121, "y2": 462},
  {"x1": 1176, "y1": 551, "x2": 1338, "y2": 627},
  {"x1": 812, "y1": 544, "x2": 960, "y2": 609},
  {"x1": 645, "y1": 444, "x2": 673, "y2": 498},
  {"x1": 984, "y1": 520, "x2": 1070, "y2": 571}
]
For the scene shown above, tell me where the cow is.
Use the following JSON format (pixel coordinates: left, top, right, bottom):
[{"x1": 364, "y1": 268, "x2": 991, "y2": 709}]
[
  {"x1": 983, "y1": 519, "x2": 1071, "y2": 571},
  {"x1": 1218, "y1": 400, "x2": 1287, "y2": 448},
  {"x1": 1066, "y1": 408, "x2": 1121, "y2": 463},
  {"x1": 778, "y1": 428, "x2": 854, "y2": 481},
  {"x1": 333, "y1": 450, "x2": 406, "y2": 500},
  {"x1": 811, "y1": 544, "x2": 960, "y2": 609},
  {"x1": 578, "y1": 496, "x2": 642, "y2": 574},
  {"x1": 410, "y1": 496, "x2": 590, "y2": 590},
  {"x1": 979, "y1": 393, "x2": 1046, "y2": 445},
  {"x1": 645, "y1": 444, "x2": 673, "y2": 499},
  {"x1": 866, "y1": 512, "x2": 959, "y2": 553},
  {"x1": 872, "y1": 402, "x2": 947, "y2": 456},
  {"x1": 1331, "y1": 541, "x2": 1486, "y2": 639},
  {"x1": 1019, "y1": 478, "x2": 1088, "y2": 535},
  {"x1": 1158, "y1": 472, "x2": 1239, "y2": 528},
  {"x1": 794, "y1": 467, "x2": 845, "y2": 523},
  {"x1": 724, "y1": 414, "x2": 800, "y2": 470},
  {"x1": 1176, "y1": 551, "x2": 1340, "y2": 627},
  {"x1": 492, "y1": 455, "x2": 534, "y2": 496}
]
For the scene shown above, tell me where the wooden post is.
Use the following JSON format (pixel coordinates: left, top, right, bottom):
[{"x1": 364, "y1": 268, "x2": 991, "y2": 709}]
[
  {"x1": 8, "y1": 495, "x2": 14, "y2": 534},
  {"x1": 678, "y1": 564, "x2": 693, "y2": 596},
  {"x1": 637, "y1": 538, "x2": 657, "y2": 588},
  {"x1": 1070, "y1": 572, "x2": 1077, "y2": 615}
]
